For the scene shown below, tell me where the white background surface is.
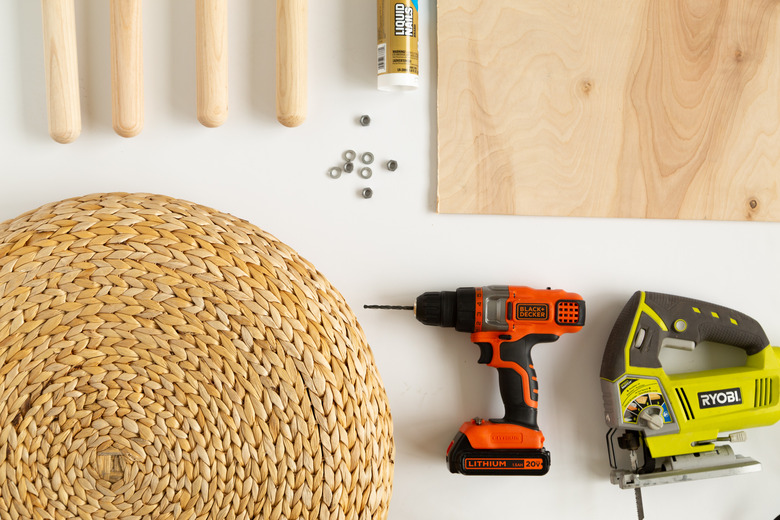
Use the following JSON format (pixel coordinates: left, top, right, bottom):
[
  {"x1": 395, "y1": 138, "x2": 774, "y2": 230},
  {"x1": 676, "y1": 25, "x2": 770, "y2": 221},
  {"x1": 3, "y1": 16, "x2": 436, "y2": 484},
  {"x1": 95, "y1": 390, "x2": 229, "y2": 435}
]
[{"x1": 2, "y1": 1, "x2": 780, "y2": 519}]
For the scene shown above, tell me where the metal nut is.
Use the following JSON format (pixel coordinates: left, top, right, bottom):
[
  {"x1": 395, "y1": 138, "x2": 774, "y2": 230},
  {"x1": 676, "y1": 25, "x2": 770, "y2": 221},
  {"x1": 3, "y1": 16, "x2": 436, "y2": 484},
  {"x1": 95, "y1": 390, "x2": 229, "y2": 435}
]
[
  {"x1": 328, "y1": 167, "x2": 342, "y2": 179},
  {"x1": 386, "y1": 160, "x2": 398, "y2": 172},
  {"x1": 360, "y1": 115, "x2": 371, "y2": 127},
  {"x1": 361, "y1": 152, "x2": 374, "y2": 165},
  {"x1": 343, "y1": 150, "x2": 356, "y2": 162},
  {"x1": 362, "y1": 188, "x2": 373, "y2": 199},
  {"x1": 344, "y1": 162, "x2": 355, "y2": 173},
  {"x1": 359, "y1": 167, "x2": 373, "y2": 179}
]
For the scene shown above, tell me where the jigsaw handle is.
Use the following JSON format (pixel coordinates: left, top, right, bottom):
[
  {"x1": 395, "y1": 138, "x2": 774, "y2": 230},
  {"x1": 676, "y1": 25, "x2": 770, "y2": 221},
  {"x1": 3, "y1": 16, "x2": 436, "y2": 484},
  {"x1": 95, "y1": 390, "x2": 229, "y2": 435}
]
[
  {"x1": 602, "y1": 291, "x2": 770, "y2": 380},
  {"x1": 640, "y1": 292, "x2": 767, "y2": 355}
]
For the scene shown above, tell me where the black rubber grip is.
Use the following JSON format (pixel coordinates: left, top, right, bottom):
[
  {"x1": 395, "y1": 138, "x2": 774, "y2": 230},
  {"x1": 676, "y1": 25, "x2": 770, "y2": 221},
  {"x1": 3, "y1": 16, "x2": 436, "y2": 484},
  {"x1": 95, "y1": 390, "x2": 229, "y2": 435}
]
[
  {"x1": 498, "y1": 368, "x2": 538, "y2": 429},
  {"x1": 487, "y1": 334, "x2": 560, "y2": 429},
  {"x1": 644, "y1": 292, "x2": 768, "y2": 356},
  {"x1": 601, "y1": 291, "x2": 770, "y2": 381}
]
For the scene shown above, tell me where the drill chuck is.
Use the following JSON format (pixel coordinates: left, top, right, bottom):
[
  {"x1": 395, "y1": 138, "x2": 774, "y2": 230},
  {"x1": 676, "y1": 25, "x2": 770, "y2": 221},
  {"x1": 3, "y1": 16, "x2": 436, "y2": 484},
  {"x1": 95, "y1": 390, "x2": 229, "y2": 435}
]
[{"x1": 415, "y1": 289, "x2": 477, "y2": 332}]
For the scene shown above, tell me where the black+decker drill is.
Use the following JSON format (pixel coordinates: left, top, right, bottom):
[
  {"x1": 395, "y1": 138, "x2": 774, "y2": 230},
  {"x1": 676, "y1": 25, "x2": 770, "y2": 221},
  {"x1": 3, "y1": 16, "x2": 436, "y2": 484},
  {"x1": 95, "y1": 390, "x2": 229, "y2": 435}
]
[{"x1": 366, "y1": 285, "x2": 585, "y2": 475}]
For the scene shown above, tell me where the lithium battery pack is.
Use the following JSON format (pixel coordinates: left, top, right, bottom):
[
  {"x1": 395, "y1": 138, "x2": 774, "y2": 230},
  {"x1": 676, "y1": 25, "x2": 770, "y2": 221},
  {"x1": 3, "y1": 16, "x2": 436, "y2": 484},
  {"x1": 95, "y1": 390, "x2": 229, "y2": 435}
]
[{"x1": 446, "y1": 430, "x2": 551, "y2": 475}]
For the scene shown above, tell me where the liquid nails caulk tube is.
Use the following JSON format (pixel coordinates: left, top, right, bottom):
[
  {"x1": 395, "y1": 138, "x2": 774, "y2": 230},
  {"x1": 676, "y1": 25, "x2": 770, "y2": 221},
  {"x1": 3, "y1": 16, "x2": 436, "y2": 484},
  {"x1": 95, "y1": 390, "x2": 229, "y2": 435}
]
[{"x1": 377, "y1": 0, "x2": 419, "y2": 91}]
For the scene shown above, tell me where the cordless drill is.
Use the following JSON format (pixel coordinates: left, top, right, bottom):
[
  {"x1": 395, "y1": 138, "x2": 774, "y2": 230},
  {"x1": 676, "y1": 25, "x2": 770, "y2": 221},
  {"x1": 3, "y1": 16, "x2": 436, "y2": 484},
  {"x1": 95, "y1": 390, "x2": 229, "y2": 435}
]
[{"x1": 366, "y1": 285, "x2": 586, "y2": 475}]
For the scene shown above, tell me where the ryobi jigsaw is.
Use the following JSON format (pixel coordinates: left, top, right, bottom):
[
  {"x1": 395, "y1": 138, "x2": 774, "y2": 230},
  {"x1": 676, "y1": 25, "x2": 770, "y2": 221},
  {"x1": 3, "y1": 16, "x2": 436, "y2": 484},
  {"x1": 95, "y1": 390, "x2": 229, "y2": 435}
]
[{"x1": 601, "y1": 291, "x2": 780, "y2": 518}]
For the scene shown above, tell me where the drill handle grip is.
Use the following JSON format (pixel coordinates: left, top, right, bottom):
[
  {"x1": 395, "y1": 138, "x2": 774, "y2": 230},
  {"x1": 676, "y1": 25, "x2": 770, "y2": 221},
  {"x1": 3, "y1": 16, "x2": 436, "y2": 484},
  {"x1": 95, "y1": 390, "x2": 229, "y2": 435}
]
[
  {"x1": 497, "y1": 367, "x2": 538, "y2": 429},
  {"x1": 476, "y1": 333, "x2": 560, "y2": 429}
]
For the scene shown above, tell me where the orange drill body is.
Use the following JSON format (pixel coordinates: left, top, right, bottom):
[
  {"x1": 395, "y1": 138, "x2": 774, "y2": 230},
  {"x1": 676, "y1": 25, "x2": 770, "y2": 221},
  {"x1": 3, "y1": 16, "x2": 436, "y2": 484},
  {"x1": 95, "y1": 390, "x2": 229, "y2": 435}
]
[{"x1": 470, "y1": 286, "x2": 585, "y2": 414}]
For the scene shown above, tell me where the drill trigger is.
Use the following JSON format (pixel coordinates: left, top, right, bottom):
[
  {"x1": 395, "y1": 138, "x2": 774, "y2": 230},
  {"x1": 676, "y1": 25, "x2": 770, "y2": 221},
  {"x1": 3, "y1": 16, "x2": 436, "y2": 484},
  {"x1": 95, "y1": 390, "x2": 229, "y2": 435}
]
[{"x1": 476, "y1": 342, "x2": 493, "y2": 364}]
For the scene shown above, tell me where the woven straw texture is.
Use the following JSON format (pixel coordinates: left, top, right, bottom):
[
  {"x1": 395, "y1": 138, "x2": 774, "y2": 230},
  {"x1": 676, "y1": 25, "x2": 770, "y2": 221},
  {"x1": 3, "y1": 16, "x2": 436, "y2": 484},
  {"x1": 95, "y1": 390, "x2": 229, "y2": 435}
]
[{"x1": 0, "y1": 193, "x2": 394, "y2": 520}]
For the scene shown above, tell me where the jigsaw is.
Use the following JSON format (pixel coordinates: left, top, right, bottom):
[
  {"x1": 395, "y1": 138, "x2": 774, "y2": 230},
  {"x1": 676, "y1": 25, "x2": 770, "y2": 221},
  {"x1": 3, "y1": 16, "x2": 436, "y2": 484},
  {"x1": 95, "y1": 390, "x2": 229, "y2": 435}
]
[{"x1": 600, "y1": 291, "x2": 780, "y2": 518}]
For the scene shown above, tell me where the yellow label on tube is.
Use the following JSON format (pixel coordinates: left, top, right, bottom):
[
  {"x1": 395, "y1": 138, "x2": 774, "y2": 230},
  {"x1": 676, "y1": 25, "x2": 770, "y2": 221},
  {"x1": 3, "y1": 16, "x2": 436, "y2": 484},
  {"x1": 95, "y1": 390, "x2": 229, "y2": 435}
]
[{"x1": 377, "y1": 0, "x2": 419, "y2": 89}]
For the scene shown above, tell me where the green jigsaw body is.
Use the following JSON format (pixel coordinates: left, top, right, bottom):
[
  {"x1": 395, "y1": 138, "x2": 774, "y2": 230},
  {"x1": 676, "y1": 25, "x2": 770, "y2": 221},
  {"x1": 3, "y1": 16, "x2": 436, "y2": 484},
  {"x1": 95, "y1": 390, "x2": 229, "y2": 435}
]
[{"x1": 601, "y1": 291, "x2": 780, "y2": 459}]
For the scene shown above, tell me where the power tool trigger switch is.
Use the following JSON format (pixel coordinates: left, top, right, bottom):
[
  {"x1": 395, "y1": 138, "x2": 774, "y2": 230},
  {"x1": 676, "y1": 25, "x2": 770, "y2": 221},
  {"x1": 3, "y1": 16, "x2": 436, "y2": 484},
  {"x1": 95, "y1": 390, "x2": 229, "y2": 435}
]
[{"x1": 476, "y1": 342, "x2": 493, "y2": 364}]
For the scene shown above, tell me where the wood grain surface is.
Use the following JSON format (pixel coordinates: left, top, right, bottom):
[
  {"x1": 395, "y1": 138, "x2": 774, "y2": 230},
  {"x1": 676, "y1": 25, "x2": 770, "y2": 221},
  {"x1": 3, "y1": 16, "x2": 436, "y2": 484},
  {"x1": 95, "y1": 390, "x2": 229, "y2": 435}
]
[
  {"x1": 276, "y1": 0, "x2": 307, "y2": 127},
  {"x1": 437, "y1": 0, "x2": 780, "y2": 220},
  {"x1": 196, "y1": 0, "x2": 228, "y2": 128},
  {"x1": 110, "y1": 0, "x2": 143, "y2": 138},
  {"x1": 41, "y1": 0, "x2": 81, "y2": 144}
]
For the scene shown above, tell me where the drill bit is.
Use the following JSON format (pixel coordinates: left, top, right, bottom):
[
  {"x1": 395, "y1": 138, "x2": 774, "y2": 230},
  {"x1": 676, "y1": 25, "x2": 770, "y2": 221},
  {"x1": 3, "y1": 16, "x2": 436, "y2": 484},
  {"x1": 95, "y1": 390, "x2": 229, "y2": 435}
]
[{"x1": 363, "y1": 305, "x2": 413, "y2": 310}]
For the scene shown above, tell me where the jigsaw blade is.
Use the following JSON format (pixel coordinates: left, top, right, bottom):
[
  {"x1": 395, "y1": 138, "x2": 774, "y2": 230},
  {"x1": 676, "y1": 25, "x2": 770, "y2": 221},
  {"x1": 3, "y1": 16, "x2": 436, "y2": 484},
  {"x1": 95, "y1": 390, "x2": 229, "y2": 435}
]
[
  {"x1": 634, "y1": 488, "x2": 644, "y2": 520},
  {"x1": 629, "y1": 443, "x2": 644, "y2": 519}
]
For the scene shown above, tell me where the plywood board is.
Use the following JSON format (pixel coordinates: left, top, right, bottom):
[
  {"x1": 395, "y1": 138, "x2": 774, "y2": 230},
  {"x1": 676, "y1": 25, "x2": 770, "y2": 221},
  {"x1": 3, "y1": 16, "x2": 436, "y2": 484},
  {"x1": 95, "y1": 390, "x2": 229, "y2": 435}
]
[{"x1": 437, "y1": 1, "x2": 780, "y2": 220}]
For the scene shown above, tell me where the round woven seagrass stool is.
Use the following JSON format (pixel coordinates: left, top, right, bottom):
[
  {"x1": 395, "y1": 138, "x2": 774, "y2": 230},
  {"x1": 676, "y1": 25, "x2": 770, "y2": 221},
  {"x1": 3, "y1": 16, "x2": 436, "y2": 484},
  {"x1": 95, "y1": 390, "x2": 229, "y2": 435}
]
[{"x1": 0, "y1": 193, "x2": 394, "y2": 520}]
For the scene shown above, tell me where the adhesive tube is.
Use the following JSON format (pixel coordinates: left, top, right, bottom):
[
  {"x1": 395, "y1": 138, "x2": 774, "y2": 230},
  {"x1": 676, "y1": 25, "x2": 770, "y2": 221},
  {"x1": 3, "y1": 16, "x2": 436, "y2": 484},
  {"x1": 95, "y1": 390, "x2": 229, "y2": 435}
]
[{"x1": 377, "y1": 0, "x2": 419, "y2": 91}]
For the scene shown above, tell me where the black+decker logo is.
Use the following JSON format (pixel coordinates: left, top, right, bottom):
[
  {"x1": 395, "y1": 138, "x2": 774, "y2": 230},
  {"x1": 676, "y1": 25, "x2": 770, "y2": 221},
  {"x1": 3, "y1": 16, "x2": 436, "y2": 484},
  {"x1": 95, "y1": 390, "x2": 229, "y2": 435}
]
[
  {"x1": 698, "y1": 388, "x2": 742, "y2": 409},
  {"x1": 515, "y1": 303, "x2": 548, "y2": 320}
]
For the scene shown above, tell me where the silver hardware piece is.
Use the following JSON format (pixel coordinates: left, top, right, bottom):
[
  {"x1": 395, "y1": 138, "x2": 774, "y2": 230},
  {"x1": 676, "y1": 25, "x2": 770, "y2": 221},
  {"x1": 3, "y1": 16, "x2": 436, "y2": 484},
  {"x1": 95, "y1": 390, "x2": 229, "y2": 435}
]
[
  {"x1": 344, "y1": 162, "x2": 355, "y2": 173},
  {"x1": 344, "y1": 150, "x2": 356, "y2": 162},
  {"x1": 361, "y1": 152, "x2": 374, "y2": 165},
  {"x1": 386, "y1": 160, "x2": 398, "y2": 171},
  {"x1": 359, "y1": 167, "x2": 373, "y2": 179},
  {"x1": 360, "y1": 115, "x2": 371, "y2": 126},
  {"x1": 328, "y1": 167, "x2": 342, "y2": 179},
  {"x1": 362, "y1": 188, "x2": 373, "y2": 199}
]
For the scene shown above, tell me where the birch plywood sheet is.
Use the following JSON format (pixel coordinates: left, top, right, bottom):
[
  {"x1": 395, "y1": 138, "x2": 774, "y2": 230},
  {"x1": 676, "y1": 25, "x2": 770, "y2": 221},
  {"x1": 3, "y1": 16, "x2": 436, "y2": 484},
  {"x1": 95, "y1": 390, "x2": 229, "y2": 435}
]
[{"x1": 437, "y1": 1, "x2": 780, "y2": 220}]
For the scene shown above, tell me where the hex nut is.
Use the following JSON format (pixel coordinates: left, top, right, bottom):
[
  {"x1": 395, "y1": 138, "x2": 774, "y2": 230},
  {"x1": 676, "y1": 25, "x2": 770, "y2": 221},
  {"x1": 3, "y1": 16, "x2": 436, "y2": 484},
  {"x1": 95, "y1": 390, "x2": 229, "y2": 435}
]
[
  {"x1": 361, "y1": 152, "x2": 374, "y2": 165},
  {"x1": 360, "y1": 115, "x2": 371, "y2": 127},
  {"x1": 328, "y1": 167, "x2": 342, "y2": 179},
  {"x1": 344, "y1": 150, "x2": 357, "y2": 162},
  {"x1": 362, "y1": 188, "x2": 373, "y2": 199},
  {"x1": 386, "y1": 160, "x2": 398, "y2": 172},
  {"x1": 344, "y1": 162, "x2": 355, "y2": 173},
  {"x1": 359, "y1": 167, "x2": 373, "y2": 179}
]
